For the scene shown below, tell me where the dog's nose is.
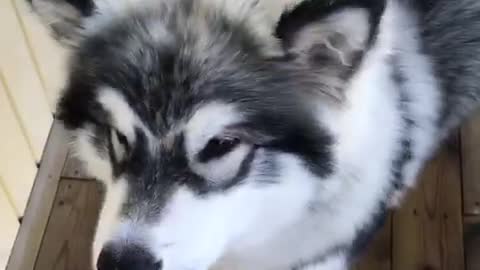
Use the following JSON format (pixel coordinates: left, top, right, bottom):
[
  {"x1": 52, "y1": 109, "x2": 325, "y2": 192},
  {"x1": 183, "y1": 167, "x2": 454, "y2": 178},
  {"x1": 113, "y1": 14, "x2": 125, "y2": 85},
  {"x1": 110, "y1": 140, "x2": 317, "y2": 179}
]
[{"x1": 97, "y1": 245, "x2": 162, "y2": 270}]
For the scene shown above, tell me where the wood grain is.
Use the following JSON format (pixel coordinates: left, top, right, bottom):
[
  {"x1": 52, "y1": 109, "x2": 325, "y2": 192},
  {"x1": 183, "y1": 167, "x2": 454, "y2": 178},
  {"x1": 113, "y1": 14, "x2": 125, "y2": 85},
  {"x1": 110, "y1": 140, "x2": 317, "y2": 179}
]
[
  {"x1": 7, "y1": 121, "x2": 69, "y2": 270},
  {"x1": 461, "y1": 113, "x2": 480, "y2": 215},
  {"x1": 354, "y1": 215, "x2": 392, "y2": 270},
  {"x1": 35, "y1": 179, "x2": 102, "y2": 270},
  {"x1": 464, "y1": 216, "x2": 480, "y2": 270},
  {"x1": 392, "y1": 138, "x2": 464, "y2": 270}
]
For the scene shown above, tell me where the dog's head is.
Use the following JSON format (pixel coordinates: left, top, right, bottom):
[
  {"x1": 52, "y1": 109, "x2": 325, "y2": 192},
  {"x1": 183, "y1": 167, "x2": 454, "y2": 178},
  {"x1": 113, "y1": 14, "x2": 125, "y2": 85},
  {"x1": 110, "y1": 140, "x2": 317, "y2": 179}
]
[{"x1": 31, "y1": 0, "x2": 382, "y2": 269}]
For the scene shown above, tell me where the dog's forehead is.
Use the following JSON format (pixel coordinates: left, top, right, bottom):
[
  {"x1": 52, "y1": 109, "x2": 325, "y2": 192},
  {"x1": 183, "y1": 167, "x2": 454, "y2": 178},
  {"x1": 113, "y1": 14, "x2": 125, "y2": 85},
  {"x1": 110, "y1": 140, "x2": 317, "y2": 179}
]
[
  {"x1": 96, "y1": 84, "x2": 241, "y2": 143},
  {"x1": 70, "y1": 14, "x2": 273, "y2": 132},
  {"x1": 61, "y1": 0, "x2": 318, "y2": 140}
]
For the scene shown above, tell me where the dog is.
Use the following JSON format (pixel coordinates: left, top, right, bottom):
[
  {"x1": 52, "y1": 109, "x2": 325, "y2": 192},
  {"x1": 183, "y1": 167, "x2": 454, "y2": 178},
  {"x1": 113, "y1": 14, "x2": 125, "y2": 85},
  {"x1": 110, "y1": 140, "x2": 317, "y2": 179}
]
[{"x1": 30, "y1": 0, "x2": 480, "y2": 269}]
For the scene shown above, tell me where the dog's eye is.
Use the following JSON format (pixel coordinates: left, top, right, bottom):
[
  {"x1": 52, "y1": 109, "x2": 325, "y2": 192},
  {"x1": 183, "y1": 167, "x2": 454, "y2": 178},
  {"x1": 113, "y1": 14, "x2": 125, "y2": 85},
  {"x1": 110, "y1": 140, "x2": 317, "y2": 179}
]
[
  {"x1": 198, "y1": 137, "x2": 240, "y2": 162},
  {"x1": 115, "y1": 130, "x2": 129, "y2": 149},
  {"x1": 110, "y1": 129, "x2": 129, "y2": 162}
]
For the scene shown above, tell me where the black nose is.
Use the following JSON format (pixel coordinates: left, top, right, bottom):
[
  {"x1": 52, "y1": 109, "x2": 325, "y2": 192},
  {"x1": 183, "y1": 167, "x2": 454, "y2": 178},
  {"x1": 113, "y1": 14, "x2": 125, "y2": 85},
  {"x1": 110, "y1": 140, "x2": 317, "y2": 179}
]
[{"x1": 97, "y1": 245, "x2": 162, "y2": 270}]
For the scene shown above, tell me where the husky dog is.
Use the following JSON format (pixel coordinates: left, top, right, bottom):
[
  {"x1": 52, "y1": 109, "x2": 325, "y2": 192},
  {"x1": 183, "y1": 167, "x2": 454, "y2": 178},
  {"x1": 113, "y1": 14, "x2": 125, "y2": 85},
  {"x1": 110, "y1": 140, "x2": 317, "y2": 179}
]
[{"x1": 30, "y1": 0, "x2": 480, "y2": 269}]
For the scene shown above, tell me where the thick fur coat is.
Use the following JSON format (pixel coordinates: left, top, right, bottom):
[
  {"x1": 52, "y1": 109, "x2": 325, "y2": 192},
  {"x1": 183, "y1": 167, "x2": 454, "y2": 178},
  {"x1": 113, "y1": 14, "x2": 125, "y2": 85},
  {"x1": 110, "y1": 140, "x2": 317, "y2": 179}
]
[{"x1": 30, "y1": 0, "x2": 480, "y2": 269}]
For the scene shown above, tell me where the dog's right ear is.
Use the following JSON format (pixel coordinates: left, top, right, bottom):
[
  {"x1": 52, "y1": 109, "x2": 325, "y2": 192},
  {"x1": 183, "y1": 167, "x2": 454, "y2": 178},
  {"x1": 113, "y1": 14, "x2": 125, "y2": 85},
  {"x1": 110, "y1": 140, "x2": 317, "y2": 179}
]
[{"x1": 29, "y1": 0, "x2": 95, "y2": 46}]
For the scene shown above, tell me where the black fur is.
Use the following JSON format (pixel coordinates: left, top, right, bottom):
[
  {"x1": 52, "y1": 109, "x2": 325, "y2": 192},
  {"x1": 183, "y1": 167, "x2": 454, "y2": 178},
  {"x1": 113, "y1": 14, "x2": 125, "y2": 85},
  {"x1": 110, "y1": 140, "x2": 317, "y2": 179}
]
[
  {"x1": 390, "y1": 56, "x2": 414, "y2": 192},
  {"x1": 57, "y1": 1, "x2": 336, "y2": 184},
  {"x1": 29, "y1": 0, "x2": 480, "y2": 269},
  {"x1": 348, "y1": 202, "x2": 388, "y2": 262},
  {"x1": 66, "y1": 0, "x2": 94, "y2": 16},
  {"x1": 291, "y1": 245, "x2": 348, "y2": 270}
]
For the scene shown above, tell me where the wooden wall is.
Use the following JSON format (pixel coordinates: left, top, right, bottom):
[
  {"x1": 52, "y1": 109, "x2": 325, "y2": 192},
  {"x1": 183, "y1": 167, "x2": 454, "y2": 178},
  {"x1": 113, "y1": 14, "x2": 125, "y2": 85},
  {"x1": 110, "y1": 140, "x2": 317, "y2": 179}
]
[{"x1": 0, "y1": 0, "x2": 66, "y2": 267}]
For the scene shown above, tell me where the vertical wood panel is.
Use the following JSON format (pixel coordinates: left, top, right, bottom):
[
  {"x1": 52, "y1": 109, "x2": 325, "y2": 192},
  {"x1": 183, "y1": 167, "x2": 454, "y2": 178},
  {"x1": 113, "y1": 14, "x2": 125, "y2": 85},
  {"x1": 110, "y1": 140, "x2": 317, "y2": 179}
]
[
  {"x1": 0, "y1": 180, "x2": 19, "y2": 270},
  {"x1": 0, "y1": 74, "x2": 37, "y2": 216},
  {"x1": 7, "y1": 121, "x2": 70, "y2": 270},
  {"x1": 392, "y1": 138, "x2": 464, "y2": 270},
  {"x1": 461, "y1": 113, "x2": 480, "y2": 215},
  {"x1": 464, "y1": 216, "x2": 480, "y2": 270},
  {"x1": 0, "y1": 0, "x2": 52, "y2": 162},
  {"x1": 62, "y1": 151, "x2": 94, "y2": 180},
  {"x1": 34, "y1": 180, "x2": 102, "y2": 270},
  {"x1": 12, "y1": 0, "x2": 68, "y2": 112},
  {"x1": 354, "y1": 215, "x2": 392, "y2": 270}
]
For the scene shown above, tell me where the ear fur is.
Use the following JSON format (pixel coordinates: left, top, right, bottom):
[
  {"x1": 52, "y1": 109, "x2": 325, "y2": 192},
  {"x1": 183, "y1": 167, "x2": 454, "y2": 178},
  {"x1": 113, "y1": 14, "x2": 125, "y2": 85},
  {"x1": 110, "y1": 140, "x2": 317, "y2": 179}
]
[
  {"x1": 275, "y1": 0, "x2": 386, "y2": 97},
  {"x1": 29, "y1": 0, "x2": 95, "y2": 46}
]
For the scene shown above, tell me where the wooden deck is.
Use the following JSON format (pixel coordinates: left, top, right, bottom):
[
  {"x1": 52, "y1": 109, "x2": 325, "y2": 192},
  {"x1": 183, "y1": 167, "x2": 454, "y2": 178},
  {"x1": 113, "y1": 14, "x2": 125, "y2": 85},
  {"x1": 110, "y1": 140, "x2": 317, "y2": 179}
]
[{"x1": 7, "y1": 117, "x2": 480, "y2": 270}]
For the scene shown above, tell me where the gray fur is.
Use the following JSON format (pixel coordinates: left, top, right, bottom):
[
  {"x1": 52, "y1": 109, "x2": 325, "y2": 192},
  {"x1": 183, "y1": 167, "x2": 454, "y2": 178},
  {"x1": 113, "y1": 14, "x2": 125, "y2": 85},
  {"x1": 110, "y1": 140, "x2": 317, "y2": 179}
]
[
  {"x1": 28, "y1": 0, "x2": 480, "y2": 269},
  {"x1": 414, "y1": 0, "x2": 480, "y2": 133}
]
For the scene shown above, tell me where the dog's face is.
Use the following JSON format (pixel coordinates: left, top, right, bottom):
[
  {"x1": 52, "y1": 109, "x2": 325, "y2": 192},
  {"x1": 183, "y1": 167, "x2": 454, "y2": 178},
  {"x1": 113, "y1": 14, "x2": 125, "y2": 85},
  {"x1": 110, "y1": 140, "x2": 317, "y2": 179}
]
[{"x1": 32, "y1": 0, "x2": 375, "y2": 269}]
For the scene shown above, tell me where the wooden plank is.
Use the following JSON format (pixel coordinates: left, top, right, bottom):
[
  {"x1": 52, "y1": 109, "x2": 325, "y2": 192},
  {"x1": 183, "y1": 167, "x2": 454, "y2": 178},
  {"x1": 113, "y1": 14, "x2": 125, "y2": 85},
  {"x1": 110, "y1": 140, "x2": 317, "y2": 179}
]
[
  {"x1": 35, "y1": 179, "x2": 102, "y2": 270},
  {"x1": 0, "y1": 0, "x2": 53, "y2": 162},
  {"x1": 354, "y1": 215, "x2": 392, "y2": 270},
  {"x1": 0, "y1": 73, "x2": 37, "y2": 216},
  {"x1": 7, "y1": 121, "x2": 70, "y2": 270},
  {"x1": 12, "y1": 0, "x2": 68, "y2": 112},
  {"x1": 461, "y1": 112, "x2": 480, "y2": 215},
  {"x1": 61, "y1": 151, "x2": 94, "y2": 180},
  {"x1": 392, "y1": 137, "x2": 464, "y2": 270},
  {"x1": 0, "y1": 178, "x2": 20, "y2": 270},
  {"x1": 464, "y1": 216, "x2": 480, "y2": 270}
]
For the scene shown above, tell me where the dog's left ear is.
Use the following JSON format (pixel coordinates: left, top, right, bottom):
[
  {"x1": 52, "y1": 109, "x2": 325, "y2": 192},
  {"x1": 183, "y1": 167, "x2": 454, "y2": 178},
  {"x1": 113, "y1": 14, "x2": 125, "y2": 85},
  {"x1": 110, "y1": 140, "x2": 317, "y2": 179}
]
[
  {"x1": 276, "y1": 1, "x2": 377, "y2": 66},
  {"x1": 276, "y1": 1, "x2": 384, "y2": 98},
  {"x1": 28, "y1": 0, "x2": 95, "y2": 47}
]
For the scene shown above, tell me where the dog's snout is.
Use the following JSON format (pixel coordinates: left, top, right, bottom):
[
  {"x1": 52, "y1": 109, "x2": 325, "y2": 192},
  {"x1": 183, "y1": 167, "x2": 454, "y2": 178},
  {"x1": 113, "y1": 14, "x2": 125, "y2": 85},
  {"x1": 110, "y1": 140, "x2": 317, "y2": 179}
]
[{"x1": 97, "y1": 245, "x2": 162, "y2": 270}]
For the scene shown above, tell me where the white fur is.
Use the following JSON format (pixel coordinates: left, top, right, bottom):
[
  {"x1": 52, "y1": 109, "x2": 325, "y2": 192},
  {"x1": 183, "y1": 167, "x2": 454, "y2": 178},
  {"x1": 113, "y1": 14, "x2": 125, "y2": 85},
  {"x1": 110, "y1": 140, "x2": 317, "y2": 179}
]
[
  {"x1": 384, "y1": 1, "x2": 442, "y2": 206},
  {"x1": 73, "y1": 126, "x2": 112, "y2": 183},
  {"x1": 184, "y1": 102, "x2": 254, "y2": 183},
  {"x1": 77, "y1": 1, "x2": 444, "y2": 270},
  {"x1": 98, "y1": 88, "x2": 140, "y2": 142},
  {"x1": 147, "y1": 153, "x2": 318, "y2": 270},
  {"x1": 98, "y1": 88, "x2": 157, "y2": 151},
  {"x1": 92, "y1": 179, "x2": 129, "y2": 268},
  {"x1": 299, "y1": 255, "x2": 347, "y2": 270},
  {"x1": 185, "y1": 102, "x2": 242, "y2": 157},
  {"x1": 110, "y1": 129, "x2": 126, "y2": 161},
  {"x1": 194, "y1": 143, "x2": 252, "y2": 184}
]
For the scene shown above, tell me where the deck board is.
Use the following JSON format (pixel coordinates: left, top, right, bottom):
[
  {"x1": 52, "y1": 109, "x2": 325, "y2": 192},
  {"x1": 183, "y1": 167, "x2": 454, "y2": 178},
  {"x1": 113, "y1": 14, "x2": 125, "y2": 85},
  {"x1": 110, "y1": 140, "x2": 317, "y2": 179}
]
[
  {"x1": 464, "y1": 216, "x2": 480, "y2": 270},
  {"x1": 461, "y1": 114, "x2": 480, "y2": 215},
  {"x1": 353, "y1": 215, "x2": 392, "y2": 270},
  {"x1": 34, "y1": 179, "x2": 101, "y2": 270},
  {"x1": 392, "y1": 137, "x2": 464, "y2": 270},
  {"x1": 61, "y1": 151, "x2": 94, "y2": 180},
  {"x1": 6, "y1": 121, "x2": 70, "y2": 270}
]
